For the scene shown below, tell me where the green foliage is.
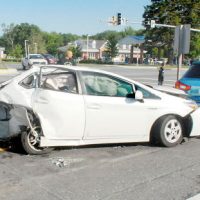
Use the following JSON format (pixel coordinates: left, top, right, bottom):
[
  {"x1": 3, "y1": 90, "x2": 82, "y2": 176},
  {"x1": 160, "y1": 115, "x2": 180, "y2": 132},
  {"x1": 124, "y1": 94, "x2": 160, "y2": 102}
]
[
  {"x1": 152, "y1": 47, "x2": 158, "y2": 57},
  {"x1": 92, "y1": 27, "x2": 144, "y2": 41},
  {"x1": 0, "y1": 23, "x2": 144, "y2": 60},
  {"x1": 62, "y1": 33, "x2": 80, "y2": 45},
  {"x1": 43, "y1": 32, "x2": 63, "y2": 55},
  {"x1": 189, "y1": 33, "x2": 200, "y2": 58},
  {"x1": 1, "y1": 23, "x2": 15, "y2": 52},
  {"x1": 68, "y1": 45, "x2": 82, "y2": 59},
  {"x1": 79, "y1": 59, "x2": 113, "y2": 65},
  {"x1": 143, "y1": 0, "x2": 200, "y2": 61},
  {"x1": 9, "y1": 44, "x2": 23, "y2": 58},
  {"x1": 0, "y1": 23, "x2": 80, "y2": 57},
  {"x1": 105, "y1": 34, "x2": 119, "y2": 59}
]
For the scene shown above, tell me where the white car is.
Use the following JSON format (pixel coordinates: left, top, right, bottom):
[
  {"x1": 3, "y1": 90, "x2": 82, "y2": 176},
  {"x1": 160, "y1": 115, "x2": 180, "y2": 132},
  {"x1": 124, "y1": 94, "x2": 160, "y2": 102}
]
[
  {"x1": 0, "y1": 65, "x2": 199, "y2": 155},
  {"x1": 22, "y1": 54, "x2": 47, "y2": 70}
]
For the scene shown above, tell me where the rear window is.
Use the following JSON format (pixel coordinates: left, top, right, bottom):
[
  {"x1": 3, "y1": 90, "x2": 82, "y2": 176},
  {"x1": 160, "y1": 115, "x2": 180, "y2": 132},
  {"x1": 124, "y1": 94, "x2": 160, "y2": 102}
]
[{"x1": 183, "y1": 63, "x2": 200, "y2": 78}]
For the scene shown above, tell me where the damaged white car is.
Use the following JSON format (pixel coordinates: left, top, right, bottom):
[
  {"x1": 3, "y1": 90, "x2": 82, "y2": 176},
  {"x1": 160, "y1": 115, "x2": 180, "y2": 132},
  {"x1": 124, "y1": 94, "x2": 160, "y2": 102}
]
[{"x1": 0, "y1": 65, "x2": 200, "y2": 155}]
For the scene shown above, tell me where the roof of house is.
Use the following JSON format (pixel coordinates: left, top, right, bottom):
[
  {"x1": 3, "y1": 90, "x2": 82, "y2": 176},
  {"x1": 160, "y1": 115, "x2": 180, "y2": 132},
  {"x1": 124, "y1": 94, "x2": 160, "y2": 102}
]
[
  {"x1": 118, "y1": 35, "x2": 145, "y2": 45},
  {"x1": 75, "y1": 40, "x2": 106, "y2": 51},
  {"x1": 58, "y1": 40, "x2": 106, "y2": 53}
]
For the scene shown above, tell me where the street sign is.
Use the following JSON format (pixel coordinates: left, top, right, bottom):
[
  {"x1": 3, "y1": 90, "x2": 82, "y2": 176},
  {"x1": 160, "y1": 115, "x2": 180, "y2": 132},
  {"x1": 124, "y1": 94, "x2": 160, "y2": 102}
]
[
  {"x1": 173, "y1": 24, "x2": 191, "y2": 54},
  {"x1": 174, "y1": 26, "x2": 180, "y2": 54},
  {"x1": 182, "y1": 24, "x2": 191, "y2": 54}
]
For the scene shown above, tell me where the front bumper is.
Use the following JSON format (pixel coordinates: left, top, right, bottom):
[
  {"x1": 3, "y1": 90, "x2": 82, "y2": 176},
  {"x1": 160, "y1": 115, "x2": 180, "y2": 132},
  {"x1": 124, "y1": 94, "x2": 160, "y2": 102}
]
[{"x1": 189, "y1": 107, "x2": 200, "y2": 136}]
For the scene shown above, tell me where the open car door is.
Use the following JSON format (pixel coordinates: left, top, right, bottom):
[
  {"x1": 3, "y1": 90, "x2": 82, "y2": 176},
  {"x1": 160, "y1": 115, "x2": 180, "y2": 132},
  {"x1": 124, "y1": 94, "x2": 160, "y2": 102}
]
[{"x1": 31, "y1": 67, "x2": 85, "y2": 143}]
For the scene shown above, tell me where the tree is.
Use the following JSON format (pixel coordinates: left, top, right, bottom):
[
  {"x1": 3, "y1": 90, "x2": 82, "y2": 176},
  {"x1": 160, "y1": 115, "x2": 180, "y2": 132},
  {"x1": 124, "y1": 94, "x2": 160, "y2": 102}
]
[
  {"x1": 61, "y1": 33, "x2": 79, "y2": 45},
  {"x1": 1, "y1": 23, "x2": 46, "y2": 56},
  {"x1": 1, "y1": 23, "x2": 15, "y2": 53},
  {"x1": 43, "y1": 32, "x2": 63, "y2": 55},
  {"x1": 9, "y1": 44, "x2": 23, "y2": 58},
  {"x1": 143, "y1": 0, "x2": 200, "y2": 62},
  {"x1": 105, "y1": 34, "x2": 119, "y2": 60},
  {"x1": 13, "y1": 23, "x2": 45, "y2": 55},
  {"x1": 68, "y1": 45, "x2": 82, "y2": 59}
]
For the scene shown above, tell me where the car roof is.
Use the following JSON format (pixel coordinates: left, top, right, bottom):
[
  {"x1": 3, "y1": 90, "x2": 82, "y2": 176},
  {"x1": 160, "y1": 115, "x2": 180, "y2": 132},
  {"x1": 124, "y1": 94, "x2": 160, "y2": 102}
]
[{"x1": 18, "y1": 64, "x2": 137, "y2": 85}]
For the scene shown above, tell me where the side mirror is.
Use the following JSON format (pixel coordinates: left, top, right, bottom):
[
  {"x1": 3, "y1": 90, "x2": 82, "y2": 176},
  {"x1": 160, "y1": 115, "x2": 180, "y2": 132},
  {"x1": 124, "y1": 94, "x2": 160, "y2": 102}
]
[
  {"x1": 135, "y1": 90, "x2": 144, "y2": 102},
  {"x1": 126, "y1": 93, "x2": 135, "y2": 98}
]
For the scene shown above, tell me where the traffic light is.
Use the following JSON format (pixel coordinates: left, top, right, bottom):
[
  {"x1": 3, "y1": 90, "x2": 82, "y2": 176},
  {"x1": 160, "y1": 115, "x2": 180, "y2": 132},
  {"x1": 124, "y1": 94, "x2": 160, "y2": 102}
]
[{"x1": 117, "y1": 13, "x2": 121, "y2": 25}]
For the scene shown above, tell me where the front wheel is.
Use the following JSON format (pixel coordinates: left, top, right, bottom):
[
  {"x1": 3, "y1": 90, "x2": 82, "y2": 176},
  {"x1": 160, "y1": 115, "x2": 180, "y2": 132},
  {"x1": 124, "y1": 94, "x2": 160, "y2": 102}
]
[
  {"x1": 155, "y1": 115, "x2": 183, "y2": 147},
  {"x1": 21, "y1": 127, "x2": 52, "y2": 155}
]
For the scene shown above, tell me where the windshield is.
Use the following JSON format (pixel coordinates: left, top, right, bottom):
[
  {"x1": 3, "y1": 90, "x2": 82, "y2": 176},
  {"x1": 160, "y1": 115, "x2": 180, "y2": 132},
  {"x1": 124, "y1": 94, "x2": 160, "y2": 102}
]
[
  {"x1": 29, "y1": 54, "x2": 44, "y2": 59},
  {"x1": 183, "y1": 63, "x2": 200, "y2": 78}
]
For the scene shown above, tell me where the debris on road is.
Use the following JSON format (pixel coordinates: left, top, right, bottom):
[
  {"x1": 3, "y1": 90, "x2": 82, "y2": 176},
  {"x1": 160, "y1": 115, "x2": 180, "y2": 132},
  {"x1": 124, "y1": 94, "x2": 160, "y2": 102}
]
[{"x1": 51, "y1": 157, "x2": 84, "y2": 168}]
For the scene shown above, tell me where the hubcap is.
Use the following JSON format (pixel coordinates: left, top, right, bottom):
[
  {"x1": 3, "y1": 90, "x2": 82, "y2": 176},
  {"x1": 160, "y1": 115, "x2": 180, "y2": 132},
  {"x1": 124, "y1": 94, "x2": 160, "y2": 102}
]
[
  {"x1": 164, "y1": 119, "x2": 182, "y2": 143},
  {"x1": 27, "y1": 126, "x2": 43, "y2": 151}
]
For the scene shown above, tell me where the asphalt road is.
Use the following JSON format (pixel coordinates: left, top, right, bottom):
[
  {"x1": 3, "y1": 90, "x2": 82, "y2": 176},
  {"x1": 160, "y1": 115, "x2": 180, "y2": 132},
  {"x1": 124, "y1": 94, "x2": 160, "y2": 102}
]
[
  {"x1": 1, "y1": 138, "x2": 200, "y2": 200},
  {"x1": 0, "y1": 63, "x2": 199, "y2": 200}
]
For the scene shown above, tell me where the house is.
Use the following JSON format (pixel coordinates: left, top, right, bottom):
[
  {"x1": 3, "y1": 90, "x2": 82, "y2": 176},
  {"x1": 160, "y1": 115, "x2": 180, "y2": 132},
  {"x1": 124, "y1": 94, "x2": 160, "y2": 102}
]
[
  {"x1": 117, "y1": 36, "x2": 145, "y2": 63},
  {"x1": 75, "y1": 39, "x2": 106, "y2": 60},
  {"x1": 58, "y1": 40, "x2": 106, "y2": 60},
  {"x1": 57, "y1": 36, "x2": 145, "y2": 63}
]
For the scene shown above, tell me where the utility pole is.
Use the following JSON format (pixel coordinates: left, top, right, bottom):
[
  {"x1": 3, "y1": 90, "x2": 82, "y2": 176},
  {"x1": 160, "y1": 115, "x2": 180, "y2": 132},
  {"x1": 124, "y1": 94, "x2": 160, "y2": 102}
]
[
  {"x1": 34, "y1": 43, "x2": 37, "y2": 54},
  {"x1": 24, "y1": 40, "x2": 29, "y2": 57}
]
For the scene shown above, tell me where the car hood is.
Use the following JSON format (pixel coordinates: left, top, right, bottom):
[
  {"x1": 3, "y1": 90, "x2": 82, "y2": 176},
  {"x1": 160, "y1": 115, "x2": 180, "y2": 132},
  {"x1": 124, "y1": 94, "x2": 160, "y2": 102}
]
[
  {"x1": 153, "y1": 85, "x2": 189, "y2": 99},
  {"x1": 29, "y1": 59, "x2": 47, "y2": 63}
]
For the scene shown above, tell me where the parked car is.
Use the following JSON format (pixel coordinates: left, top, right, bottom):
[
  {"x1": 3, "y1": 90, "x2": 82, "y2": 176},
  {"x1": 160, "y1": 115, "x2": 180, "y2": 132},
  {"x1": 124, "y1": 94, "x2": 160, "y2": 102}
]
[
  {"x1": 42, "y1": 54, "x2": 57, "y2": 64},
  {"x1": 22, "y1": 54, "x2": 47, "y2": 70},
  {"x1": 175, "y1": 61, "x2": 200, "y2": 105},
  {"x1": 0, "y1": 65, "x2": 199, "y2": 155}
]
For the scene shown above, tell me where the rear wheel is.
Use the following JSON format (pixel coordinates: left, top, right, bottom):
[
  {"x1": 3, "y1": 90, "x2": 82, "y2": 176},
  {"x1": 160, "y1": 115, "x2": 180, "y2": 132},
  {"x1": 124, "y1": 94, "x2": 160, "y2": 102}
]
[{"x1": 155, "y1": 115, "x2": 183, "y2": 147}]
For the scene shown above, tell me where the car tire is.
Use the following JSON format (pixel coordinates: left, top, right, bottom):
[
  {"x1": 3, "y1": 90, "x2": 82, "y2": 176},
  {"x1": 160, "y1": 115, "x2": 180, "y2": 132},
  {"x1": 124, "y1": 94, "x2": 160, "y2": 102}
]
[
  {"x1": 21, "y1": 129, "x2": 52, "y2": 155},
  {"x1": 155, "y1": 115, "x2": 183, "y2": 147}
]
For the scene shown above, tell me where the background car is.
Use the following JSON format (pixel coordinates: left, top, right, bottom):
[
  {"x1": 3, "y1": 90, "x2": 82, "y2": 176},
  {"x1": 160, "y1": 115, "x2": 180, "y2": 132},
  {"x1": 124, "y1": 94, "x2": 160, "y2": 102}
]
[
  {"x1": 22, "y1": 54, "x2": 47, "y2": 70},
  {"x1": 175, "y1": 61, "x2": 200, "y2": 105},
  {"x1": 42, "y1": 54, "x2": 57, "y2": 64}
]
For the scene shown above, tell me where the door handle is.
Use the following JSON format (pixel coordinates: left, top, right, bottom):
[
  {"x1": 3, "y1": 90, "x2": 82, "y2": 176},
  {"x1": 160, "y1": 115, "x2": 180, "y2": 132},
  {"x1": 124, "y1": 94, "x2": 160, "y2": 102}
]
[{"x1": 87, "y1": 104, "x2": 101, "y2": 109}]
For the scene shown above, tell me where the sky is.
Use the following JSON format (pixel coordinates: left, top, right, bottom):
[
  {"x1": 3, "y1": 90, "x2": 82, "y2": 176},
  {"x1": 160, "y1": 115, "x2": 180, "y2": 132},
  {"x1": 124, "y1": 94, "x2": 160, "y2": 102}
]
[{"x1": 0, "y1": 0, "x2": 150, "y2": 36}]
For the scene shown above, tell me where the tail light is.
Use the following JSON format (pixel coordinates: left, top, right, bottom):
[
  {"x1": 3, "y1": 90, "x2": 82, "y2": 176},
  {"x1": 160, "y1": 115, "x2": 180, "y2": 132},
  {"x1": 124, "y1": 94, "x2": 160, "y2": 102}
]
[{"x1": 175, "y1": 81, "x2": 191, "y2": 91}]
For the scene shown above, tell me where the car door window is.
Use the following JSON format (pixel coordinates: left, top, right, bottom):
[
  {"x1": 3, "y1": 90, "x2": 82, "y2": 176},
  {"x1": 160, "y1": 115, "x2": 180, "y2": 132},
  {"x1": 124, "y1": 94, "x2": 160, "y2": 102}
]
[
  {"x1": 135, "y1": 85, "x2": 160, "y2": 99},
  {"x1": 19, "y1": 74, "x2": 37, "y2": 89},
  {"x1": 81, "y1": 72, "x2": 133, "y2": 97},
  {"x1": 41, "y1": 71, "x2": 78, "y2": 94}
]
